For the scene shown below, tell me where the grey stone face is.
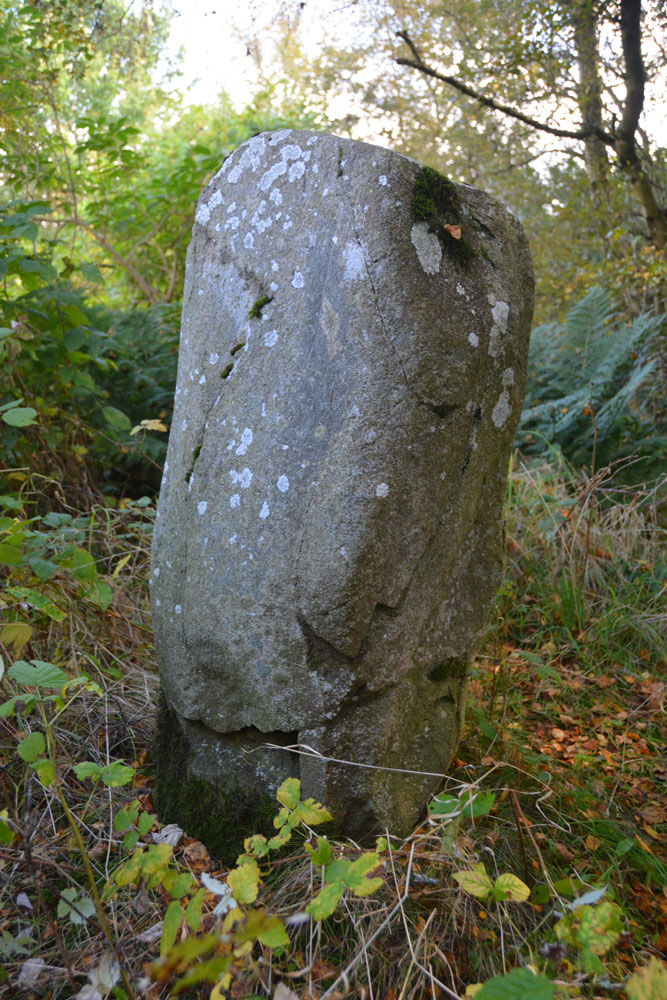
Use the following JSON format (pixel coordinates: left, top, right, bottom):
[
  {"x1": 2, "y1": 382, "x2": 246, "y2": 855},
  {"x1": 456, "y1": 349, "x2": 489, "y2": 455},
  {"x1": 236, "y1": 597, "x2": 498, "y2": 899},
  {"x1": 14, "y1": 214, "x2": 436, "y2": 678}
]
[{"x1": 151, "y1": 130, "x2": 533, "y2": 845}]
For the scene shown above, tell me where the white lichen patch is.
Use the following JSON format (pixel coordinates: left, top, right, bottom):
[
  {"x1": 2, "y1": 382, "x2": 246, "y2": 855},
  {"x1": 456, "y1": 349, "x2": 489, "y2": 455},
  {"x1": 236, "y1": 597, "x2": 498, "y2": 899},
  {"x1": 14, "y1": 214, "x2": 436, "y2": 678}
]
[
  {"x1": 343, "y1": 241, "x2": 366, "y2": 281},
  {"x1": 269, "y1": 188, "x2": 282, "y2": 206},
  {"x1": 235, "y1": 428, "x2": 253, "y2": 455},
  {"x1": 502, "y1": 367, "x2": 514, "y2": 387},
  {"x1": 376, "y1": 483, "x2": 389, "y2": 498},
  {"x1": 230, "y1": 468, "x2": 252, "y2": 488},
  {"x1": 208, "y1": 190, "x2": 222, "y2": 210},
  {"x1": 259, "y1": 144, "x2": 305, "y2": 192},
  {"x1": 197, "y1": 501, "x2": 208, "y2": 515},
  {"x1": 410, "y1": 222, "x2": 442, "y2": 275},
  {"x1": 230, "y1": 493, "x2": 241, "y2": 508},
  {"x1": 468, "y1": 332, "x2": 479, "y2": 348},
  {"x1": 378, "y1": 175, "x2": 388, "y2": 185},
  {"x1": 292, "y1": 270, "x2": 304, "y2": 288},
  {"x1": 209, "y1": 353, "x2": 220, "y2": 365},
  {"x1": 174, "y1": 604, "x2": 182, "y2": 615},
  {"x1": 492, "y1": 390, "x2": 511, "y2": 429},
  {"x1": 195, "y1": 202, "x2": 210, "y2": 225},
  {"x1": 289, "y1": 160, "x2": 306, "y2": 182},
  {"x1": 244, "y1": 233, "x2": 255, "y2": 249},
  {"x1": 264, "y1": 330, "x2": 278, "y2": 347},
  {"x1": 488, "y1": 296, "x2": 510, "y2": 357},
  {"x1": 226, "y1": 134, "x2": 267, "y2": 184},
  {"x1": 277, "y1": 475, "x2": 289, "y2": 492},
  {"x1": 259, "y1": 502, "x2": 270, "y2": 519}
]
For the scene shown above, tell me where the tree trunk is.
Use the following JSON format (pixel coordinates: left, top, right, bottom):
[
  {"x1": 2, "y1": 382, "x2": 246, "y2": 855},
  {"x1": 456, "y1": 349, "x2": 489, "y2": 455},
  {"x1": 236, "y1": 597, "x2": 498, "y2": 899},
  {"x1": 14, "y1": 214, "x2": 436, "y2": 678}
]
[
  {"x1": 616, "y1": 0, "x2": 667, "y2": 249},
  {"x1": 572, "y1": 1, "x2": 610, "y2": 214}
]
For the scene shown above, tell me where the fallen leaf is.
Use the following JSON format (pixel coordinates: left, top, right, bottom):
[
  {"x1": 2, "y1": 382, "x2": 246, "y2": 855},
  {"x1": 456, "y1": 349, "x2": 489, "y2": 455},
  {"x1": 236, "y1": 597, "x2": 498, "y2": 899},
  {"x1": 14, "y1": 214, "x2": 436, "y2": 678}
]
[
  {"x1": 556, "y1": 842, "x2": 576, "y2": 862},
  {"x1": 443, "y1": 223, "x2": 462, "y2": 239},
  {"x1": 152, "y1": 823, "x2": 183, "y2": 846},
  {"x1": 585, "y1": 835, "x2": 600, "y2": 851},
  {"x1": 273, "y1": 985, "x2": 300, "y2": 1000}
]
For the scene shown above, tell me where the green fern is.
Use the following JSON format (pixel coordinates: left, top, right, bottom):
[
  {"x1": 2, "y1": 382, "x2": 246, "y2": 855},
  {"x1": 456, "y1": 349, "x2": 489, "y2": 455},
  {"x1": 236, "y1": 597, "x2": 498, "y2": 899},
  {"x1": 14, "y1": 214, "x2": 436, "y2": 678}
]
[{"x1": 518, "y1": 288, "x2": 665, "y2": 474}]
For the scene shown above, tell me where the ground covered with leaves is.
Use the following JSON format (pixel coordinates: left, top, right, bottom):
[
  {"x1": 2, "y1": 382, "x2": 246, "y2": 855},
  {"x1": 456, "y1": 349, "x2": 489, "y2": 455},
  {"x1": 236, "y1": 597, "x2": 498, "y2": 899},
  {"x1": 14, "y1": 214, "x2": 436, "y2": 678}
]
[{"x1": 0, "y1": 458, "x2": 665, "y2": 1000}]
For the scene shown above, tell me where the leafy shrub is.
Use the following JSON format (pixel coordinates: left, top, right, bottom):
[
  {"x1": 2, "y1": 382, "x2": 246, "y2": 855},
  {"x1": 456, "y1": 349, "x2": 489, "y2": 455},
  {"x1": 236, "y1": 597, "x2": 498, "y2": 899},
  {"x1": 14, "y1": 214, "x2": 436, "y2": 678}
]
[
  {"x1": 517, "y1": 287, "x2": 665, "y2": 477},
  {"x1": 0, "y1": 200, "x2": 170, "y2": 499}
]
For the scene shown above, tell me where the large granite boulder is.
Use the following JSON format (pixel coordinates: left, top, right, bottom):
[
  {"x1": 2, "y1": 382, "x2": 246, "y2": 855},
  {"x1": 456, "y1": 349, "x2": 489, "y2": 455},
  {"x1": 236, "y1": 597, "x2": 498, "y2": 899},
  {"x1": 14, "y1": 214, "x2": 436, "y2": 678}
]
[{"x1": 151, "y1": 130, "x2": 533, "y2": 855}]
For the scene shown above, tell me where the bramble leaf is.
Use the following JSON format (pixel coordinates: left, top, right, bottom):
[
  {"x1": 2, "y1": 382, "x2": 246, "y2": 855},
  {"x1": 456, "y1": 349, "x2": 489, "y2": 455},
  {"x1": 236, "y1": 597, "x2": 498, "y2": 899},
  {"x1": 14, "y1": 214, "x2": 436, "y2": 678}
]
[
  {"x1": 276, "y1": 777, "x2": 300, "y2": 810},
  {"x1": 306, "y1": 880, "x2": 345, "y2": 920},
  {"x1": 227, "y1": 858, "x2": 260, "y2": 905}
]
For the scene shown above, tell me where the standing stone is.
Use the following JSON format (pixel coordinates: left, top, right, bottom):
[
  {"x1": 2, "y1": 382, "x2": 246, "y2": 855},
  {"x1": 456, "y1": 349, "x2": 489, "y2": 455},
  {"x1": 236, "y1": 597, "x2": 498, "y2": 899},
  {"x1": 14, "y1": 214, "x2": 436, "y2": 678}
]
[{"x1": 151, "y1": 130, "x2": 533, "y2": 855}]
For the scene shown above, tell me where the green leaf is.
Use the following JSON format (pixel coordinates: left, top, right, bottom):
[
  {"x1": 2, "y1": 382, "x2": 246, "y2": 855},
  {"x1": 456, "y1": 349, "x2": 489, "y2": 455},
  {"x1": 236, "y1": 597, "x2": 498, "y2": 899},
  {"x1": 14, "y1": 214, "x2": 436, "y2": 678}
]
[
  {"x1": 73, "y1": 761, "x2": 102, "y2": 781},
  {"x1": 276, "y1": 777, "x2": 301, "y2": 809},
  {"x1": 2, "y1": 407, "x2": 38, "y2": 428},
  {"x1": 292, "y1": 798, "x2": 333, "y2": 826},
  {"x1": 324, "y1": 858, "x2": 351, "y2": 884},
  {"x1": 123, "y1": 830, "x2": 140, "y2": 852},
  {"x1": 429, "y1": 793, "x2": 461, "y2": 817},
  {"x1": 84, "y1": 580, "x2": 113, "y2": 610},
  {"x1": 574, "y1": 902, "x2": 623, "y2": 955},
  {"x1": 65, "y1": 546, "x2": 97, "y2": 582},
  {"x1": 238, "y1": 910, "x2": 290, "y2": 948},
  {"x1": 0, "y1": 544, "x2": 23, "y2": 566},
  {"x1": 32, "y1": 758, "x2": 56, "y2": 785},
  {"x1": 454, "y1": 863, "x2": 494, "y2": 900},
  {"x1": 0, "y1": 623, "x2": 33, "y2": 655},
  {"x1": 171, "y1": 956, "x2": 232, "y2": 994},
  {"x1": 167, "y1": 872, "x2": 193, "y2": 900},
  {"x1": 185, "y1": 889, "x2": 205, "y2": 931},
  {"x1": 160, "y1": 900, "x2": 183, "y2": 957},
  {"x1": 476, "y1": 968, "x2": 554, "y2": 1000},
  {"x1": 267, "y1": 826, "x2": 293, "y2": 850},
  {"x1": 102, "y1": 406, "x2": 132, "y2": 432},
  {"x1": 0, "y1": 811, "x2": 15, "y2": 845},
  {"x1": 227, "y1": 858, "x2": 260, "y2": 904},
  {"x1": 306, "y1": 880, "x2": 345, "y2": 920},
  {"x1": 113, "y1": 801, "x2": 140, "y2": 832},
  {"x1": 344, "y1": 852, "x2": 383, "y2": 896},
  {"x1": 461, "y1": 790, "x2": 496, "y2": 819},
  {"x1": 305, "y1": 836, "x2": 332, "y2": 866},
  {"x1": 626, "y1": 957, "x2": 667, "y2": 1000},
  {"x1": 493, "y1": 873, "x2": 531, "y2": 903},
  {"x1": 100, "y1": 761, "x2": 135, "y2": 787},
  {"x1": 10, "y1": 659, "x2": 68, "y2": 688},
  {"x1": 17, "y1": 731, "x2": 46, "y2": 764},
  {"x1": 243, "y1": 834, "x2": 269, "y2": 858},
  {"x1": 57, "y1": 889, "x2": 95, "y2": 925},
  {"x1": 137, "y1": 811, "x2": 155, "y2": 836},
  {"x1": 5, "y1": 588, "x2": 65, "y2": 622}
]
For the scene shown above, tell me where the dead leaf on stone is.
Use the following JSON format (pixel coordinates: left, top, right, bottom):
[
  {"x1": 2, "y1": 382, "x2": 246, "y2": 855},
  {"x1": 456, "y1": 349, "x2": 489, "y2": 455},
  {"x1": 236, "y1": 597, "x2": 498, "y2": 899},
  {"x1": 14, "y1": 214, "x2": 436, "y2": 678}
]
[{"x1": 443, "y1": 223, "x2": 462, "y2": 239}]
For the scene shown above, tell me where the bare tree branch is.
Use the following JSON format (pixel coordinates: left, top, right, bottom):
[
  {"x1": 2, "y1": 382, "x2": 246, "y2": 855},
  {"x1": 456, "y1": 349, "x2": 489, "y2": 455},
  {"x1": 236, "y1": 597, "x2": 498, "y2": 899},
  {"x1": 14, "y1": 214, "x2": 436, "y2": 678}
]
[{"x1": 395, "y1": 30, "x2": 614, "y2": 146}]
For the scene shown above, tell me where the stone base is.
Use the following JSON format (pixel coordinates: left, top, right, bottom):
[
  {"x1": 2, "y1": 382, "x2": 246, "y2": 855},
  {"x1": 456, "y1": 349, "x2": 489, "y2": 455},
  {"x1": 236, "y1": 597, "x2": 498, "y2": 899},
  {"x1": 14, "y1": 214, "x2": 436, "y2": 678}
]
[{"x1": 155, "y1": 659, "x2": 468, "y2": 856}]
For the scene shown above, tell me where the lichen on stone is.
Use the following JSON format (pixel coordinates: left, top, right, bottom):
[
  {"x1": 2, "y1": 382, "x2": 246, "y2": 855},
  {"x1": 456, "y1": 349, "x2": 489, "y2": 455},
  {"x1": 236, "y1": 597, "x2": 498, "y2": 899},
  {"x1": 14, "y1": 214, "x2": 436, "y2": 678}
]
[{"x1": 411, "y1": 166, "x2": 476, "y2": 267}]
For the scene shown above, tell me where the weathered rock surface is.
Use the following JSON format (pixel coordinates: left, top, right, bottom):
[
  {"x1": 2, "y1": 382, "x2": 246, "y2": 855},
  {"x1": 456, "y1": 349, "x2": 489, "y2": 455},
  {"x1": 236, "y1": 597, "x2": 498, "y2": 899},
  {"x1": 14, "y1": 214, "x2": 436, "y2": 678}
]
[{"x1": 151, "y1": 129, "x2": 533, "y2": 851}]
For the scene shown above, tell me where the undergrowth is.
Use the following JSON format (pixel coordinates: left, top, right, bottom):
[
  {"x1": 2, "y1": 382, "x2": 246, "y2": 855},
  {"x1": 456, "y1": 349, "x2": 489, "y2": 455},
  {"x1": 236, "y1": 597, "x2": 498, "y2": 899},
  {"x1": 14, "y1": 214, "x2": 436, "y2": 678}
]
[{"x1": 0, "y1": 457, "x2": 665, "y2": 999}]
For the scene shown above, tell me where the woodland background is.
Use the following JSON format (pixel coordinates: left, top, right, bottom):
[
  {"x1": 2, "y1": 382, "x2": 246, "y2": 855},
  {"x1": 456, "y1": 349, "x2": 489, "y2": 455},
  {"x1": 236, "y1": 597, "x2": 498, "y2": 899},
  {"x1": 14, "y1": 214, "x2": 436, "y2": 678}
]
[{"x1": 0, "y1": 2, "x2": 665, "y2": 999}]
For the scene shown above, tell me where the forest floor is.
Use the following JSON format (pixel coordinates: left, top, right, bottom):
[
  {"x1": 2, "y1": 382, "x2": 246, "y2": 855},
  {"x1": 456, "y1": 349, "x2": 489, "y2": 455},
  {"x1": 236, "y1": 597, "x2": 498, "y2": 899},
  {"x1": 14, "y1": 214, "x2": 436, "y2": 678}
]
[{"x1": 0, "y1": 457, "x2": 665, "y2": 1000}]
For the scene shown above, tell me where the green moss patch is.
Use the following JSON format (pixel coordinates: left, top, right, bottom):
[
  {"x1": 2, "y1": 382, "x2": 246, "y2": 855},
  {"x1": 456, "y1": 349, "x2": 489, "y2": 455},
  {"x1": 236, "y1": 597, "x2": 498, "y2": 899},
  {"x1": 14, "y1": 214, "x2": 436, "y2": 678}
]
[
  {"x1": 154, "y1": 697, "x2": 278, "y2": 864},
  {"x1": 411, "y1": 166, "x2": 476, "y2": 267},
  {"x1": 248, "y1": 295, "x2": 273, "y2": 319}
]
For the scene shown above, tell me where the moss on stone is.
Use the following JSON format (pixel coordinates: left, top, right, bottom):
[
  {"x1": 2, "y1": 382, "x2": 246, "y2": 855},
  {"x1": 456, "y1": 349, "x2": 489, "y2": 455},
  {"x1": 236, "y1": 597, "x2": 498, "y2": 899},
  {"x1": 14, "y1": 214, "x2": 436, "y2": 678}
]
[
  {"x1": 154, "y1": 696, "x2": 279, "y2": 864},
  {"x1": 248, "y1": 295, "x2": 273, "y2": 319},
  {"x1": 411, "y1": 166, "x2": 476, "y2": 267}
]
